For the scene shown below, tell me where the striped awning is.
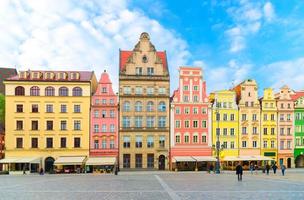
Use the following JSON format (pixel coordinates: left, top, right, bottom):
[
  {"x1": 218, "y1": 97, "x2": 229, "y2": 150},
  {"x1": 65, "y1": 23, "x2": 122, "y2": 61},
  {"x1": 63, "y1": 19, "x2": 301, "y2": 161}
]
[
  {"x1": 86, "y1": 157, "x2": 116, "y2": 166},
  {"x1": 0, "y1": 157, "x2": 41, "y2": 164},
  {"x1": 54, "y1": 156, "x2": 86, "y2": 165}
]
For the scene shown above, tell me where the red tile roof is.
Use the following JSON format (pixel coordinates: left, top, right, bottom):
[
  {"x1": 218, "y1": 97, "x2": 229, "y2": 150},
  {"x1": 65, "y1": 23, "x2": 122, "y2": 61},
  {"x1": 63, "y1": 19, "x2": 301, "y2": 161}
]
[
  {"x1": 119, "y1": 50, "x2": 168, "y2": 72},
  {"x1": 6, "y1": 70, "x2": 94, "y2": 82},
  {"x1": 291, "y1": 91, "x2": 304, "y2": 101}
]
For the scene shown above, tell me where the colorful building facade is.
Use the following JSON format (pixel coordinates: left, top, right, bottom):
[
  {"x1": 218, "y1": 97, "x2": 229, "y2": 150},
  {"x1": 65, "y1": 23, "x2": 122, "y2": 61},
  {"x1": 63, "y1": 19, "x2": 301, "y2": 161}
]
[
  {"x1": 276, "y1": 85, "x2": 294, "y2": 168},
  {"x1": 211, "y1": 90, "x2": 239, "y2": 169},
  {"x1": 260, "y1": 88, "x2": 277, "y2": 162},
  {"x1": 3, "y1": 70, "x2": 97, "y2": 173},
  {"x1": 170, "y1": 67, "x2": 212, "y2": 171},
  {"x1": 119, "y1": 33, "x2": 170, "y2": 170}
]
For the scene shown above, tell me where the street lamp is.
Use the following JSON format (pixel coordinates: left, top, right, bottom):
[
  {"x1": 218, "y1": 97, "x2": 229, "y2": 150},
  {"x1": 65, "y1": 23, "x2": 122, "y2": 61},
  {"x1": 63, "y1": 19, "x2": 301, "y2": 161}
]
[{"x1": 214, "y1": 108, "x2": 223, "y2": 174}]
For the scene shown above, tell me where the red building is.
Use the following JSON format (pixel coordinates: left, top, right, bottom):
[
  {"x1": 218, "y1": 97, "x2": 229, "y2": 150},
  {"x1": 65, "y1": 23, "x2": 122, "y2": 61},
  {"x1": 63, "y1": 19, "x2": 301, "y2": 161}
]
[
  {"x1": 89, "y1": 70, "x2": 118, "y2": 171},
  {"x1": 170, "y1": 67, "x2": 214, "y2": 171}
]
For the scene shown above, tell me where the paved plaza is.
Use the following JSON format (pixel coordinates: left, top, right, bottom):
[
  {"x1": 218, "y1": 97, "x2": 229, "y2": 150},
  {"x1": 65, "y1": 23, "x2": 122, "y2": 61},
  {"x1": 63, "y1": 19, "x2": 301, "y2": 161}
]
[{"x1": 1, "y1": 170, "x2": 304, "y2": 200}]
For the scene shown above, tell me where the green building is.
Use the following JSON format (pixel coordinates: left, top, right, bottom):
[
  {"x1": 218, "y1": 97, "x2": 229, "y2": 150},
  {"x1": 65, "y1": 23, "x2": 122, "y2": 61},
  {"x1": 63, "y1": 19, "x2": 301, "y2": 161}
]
[{"x1": 293, "y1": 92, "x2": 304, "y2": 167}]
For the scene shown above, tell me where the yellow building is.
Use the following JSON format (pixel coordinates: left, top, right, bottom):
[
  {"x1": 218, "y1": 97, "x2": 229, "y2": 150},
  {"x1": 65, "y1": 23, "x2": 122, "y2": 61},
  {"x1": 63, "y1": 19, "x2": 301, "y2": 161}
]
[
  {"x1": 210, "y1": 90, "x2": 239, "y2": 169},
  {"x1": 2, "y1": 70, "x2": 97, "y2": 174},
  {"x1": 119, "y1": 33, "x2": 170, "y2": 170},
  {"x1": 260, "y1": 88, "x2": 277, "y2": 162}
]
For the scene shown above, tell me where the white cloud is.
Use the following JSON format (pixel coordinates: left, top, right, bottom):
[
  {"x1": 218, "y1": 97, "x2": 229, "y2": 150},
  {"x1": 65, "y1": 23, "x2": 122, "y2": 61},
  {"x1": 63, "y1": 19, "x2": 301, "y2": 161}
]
[
  {"x1": 261, "y1": 57, "x2": 304, "y2": 91},
  {"x1": 0, "y1": 0, "x2": 190, "y2": 92},
  {"x1": 263, "y1": 2, "x2": 275, "y2": 22}
]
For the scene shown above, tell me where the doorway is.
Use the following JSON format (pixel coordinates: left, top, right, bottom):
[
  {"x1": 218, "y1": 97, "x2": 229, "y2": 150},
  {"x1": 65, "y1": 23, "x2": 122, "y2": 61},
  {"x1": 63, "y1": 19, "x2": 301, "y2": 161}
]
[
  {"x1": 158, "y1": 155, "x2": 165, "y2": 170},
  {"x1": 45, "y1": 157, "x2": 55, "y2": 172},
  {"x1": 287, "y1": 158, "x2": 291, "y2": 168}
]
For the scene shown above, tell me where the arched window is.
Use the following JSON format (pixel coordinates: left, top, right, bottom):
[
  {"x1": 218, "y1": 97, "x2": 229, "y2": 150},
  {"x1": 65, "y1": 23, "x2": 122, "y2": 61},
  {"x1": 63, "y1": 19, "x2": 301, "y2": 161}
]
[
  {"x1": 72, "y1": 87, "x2": 82, "y2": 96},
  {"x1": 123, "y1": 101, "x2": 130, "y2": 112},
  {"x1": 158, "y1": 101, "x2": 166, "y2": 112},
  {"x1": 135, "y1": 101, "x2": 142, "y2": 112},
  {"x1": 59, "y1": 87, "x2": 69, "y2": 96},
  {"x1": 30, "y1": 86, "x2": 40, "y2": 96},
  {"x1": 175, "y1": 134, "x2": 181, "y2": 143},
  {"x1": 184, "y1": 134, "x2": 190, "y2": 143},
  {"x1": 15, "y1": 86, "x2": 25, "y2": 96},
  {"x1": 147, "y1": 101, "x2": 154, "y2": 112},
  {"x1": 45, "y1": 86, "x2": 55, "y2": 96}
]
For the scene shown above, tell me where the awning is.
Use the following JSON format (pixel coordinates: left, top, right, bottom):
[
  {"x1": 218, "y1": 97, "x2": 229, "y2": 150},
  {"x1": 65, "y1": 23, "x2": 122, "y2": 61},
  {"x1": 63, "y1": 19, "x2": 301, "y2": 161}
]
[
  {"x1": 223, "y1": 156, "x2": 275, "y2": 161},
  {"x1": 0, "y1": 157, "x2": 41, "y2": 164},
  {"x1": 192, "y1": 156, "x2": 217, "y2": 162},
  {"x1": 54, "y1": 156, "x2": 86, "y2": 165},
  {"x1": 86, "y1": 157, "x2": 116, "y2": 166},
  {"x1": 173, "y1": 156, "x2": 196, "y2": 162},
  {"x1": 252, "y1": 156, "x2": 274, "y2": 161}
]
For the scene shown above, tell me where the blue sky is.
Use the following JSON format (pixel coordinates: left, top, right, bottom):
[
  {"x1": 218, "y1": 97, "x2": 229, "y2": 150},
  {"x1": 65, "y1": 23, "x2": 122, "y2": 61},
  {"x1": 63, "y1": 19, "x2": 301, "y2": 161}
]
[{"x1": 1, "y1": 0, "x2": 304, "y2": 95}]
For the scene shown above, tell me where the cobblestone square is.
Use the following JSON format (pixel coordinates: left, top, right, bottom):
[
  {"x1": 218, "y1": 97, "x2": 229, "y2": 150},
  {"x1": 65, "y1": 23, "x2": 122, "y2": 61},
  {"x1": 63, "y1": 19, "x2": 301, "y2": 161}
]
[{"x1": 1, "y1": 170, "x2": 304, "y2": 200}]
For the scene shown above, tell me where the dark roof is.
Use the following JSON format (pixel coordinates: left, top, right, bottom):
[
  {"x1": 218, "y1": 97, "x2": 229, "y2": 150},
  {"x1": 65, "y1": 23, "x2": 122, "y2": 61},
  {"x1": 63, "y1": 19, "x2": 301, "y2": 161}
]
[{"x1": 0, "y1": 68, "x2": 17, "y2": 94}]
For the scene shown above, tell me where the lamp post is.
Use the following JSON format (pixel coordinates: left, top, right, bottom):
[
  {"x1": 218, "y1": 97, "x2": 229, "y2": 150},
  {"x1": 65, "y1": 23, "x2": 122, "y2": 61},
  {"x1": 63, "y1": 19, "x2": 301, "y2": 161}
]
[{"x1": 215, "y1": 108, "x2": 221, "y2": 174}]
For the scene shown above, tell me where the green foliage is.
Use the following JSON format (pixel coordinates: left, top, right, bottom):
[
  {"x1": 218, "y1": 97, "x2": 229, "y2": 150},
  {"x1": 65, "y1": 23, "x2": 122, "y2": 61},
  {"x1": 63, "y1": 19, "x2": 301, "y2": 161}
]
[{"x1": 0, "y1": 94, "x2": 5, "y2": 125}]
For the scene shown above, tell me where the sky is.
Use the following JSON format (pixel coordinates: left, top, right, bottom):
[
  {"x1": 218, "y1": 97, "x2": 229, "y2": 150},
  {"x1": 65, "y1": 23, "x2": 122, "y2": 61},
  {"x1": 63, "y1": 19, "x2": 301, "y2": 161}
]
[{"x1": 1, "y1": 0, "x2": 304, "y2": 95}]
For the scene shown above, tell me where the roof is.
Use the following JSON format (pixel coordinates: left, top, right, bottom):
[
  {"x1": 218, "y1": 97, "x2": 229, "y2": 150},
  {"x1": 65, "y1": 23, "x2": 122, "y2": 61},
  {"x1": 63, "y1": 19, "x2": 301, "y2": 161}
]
[
  {"x1": 119, "y1": 50, "x2": 168, "y2": 72},
  {"x1": 6, "y1": 70, "x2": 94, "y2": 82},
  {"x1": 291, "y1": 91, "x2": 304, "y2": 101},
  {"x1": 0, "y1": 68, "x2": 17, "y2": 93},
  {"x1": 99, "y1": 70, "x2": 112, "y2": 84}
]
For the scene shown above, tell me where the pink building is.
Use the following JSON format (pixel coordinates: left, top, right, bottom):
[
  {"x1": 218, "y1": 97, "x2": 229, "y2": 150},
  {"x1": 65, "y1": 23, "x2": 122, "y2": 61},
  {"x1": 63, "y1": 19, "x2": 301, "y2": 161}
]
[
  {"x1": 170, "y1": 67, "x2": 213, "y2": 171},
  {"x1": 90, "y1": 70, "x2": 118, "y2": 163}
]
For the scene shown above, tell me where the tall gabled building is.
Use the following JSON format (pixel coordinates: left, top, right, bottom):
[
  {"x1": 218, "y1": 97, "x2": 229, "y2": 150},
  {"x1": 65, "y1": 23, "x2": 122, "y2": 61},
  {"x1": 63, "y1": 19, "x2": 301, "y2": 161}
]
[{"x1": 119, "y1": 32, "x2": 170, "y2": 170}]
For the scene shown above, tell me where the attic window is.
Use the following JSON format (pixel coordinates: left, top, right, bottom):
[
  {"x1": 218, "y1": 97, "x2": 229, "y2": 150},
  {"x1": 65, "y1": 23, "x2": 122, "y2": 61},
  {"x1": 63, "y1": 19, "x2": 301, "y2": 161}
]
[{"x1": 142, "y1": 55, "x2": 148, "y2": 63}]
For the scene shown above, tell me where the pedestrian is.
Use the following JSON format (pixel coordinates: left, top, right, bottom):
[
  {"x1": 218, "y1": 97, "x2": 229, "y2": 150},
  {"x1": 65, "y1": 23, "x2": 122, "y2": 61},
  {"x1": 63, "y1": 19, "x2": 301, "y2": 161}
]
[
  {"x1": 266, "y1": 163, "x2": 270, "y2": 175},
  {"x1": 281, "y1": 164, "x2": 286, "y2": 176},
  {"x1": 39, "y1": 168, "x2": 44, "y2": 175},
  {"x1": 250, "y1": 163, "x2": 254, "y2": 175},
  {"x1": 115, "y1": 166, "x2": 118, "y2": 175},
  {"x1": 209, "y1": 164, "x2": 214, "y2": 174},
  {"x1": 254, "y1": 164, "x2": 258, "y2": 175},
  {"x1": 272, "y1": 163, "x2": 277, "y2": 174},
  {"x1": 236, "y1": 162, "x2": 243, "y2": 181},
  {"x1": 23, "y1": 165, "x2": 26, "y2": 175}
]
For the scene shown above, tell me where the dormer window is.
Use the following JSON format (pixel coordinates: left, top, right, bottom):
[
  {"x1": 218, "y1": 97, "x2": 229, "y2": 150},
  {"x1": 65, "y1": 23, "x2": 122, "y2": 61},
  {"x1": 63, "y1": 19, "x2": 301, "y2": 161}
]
[
  {"x1": 102, "y1": 87, "x2": 107, "y2": 93},
  {"x1": 58, "y1": 72, "x2": 66, "y2": 79},
  {"x1": 32, "y1": 72, "x2": 40, "y2": 79},
  {"x1": 147, "y1": 67, "x2": 154, "y2": 76},
  {"x1": 19, "y1": 71, "x2": 28, "y2": 79},
  {"x1": 70, "y1": 72, "x2": 80, "y2": 80},
  {"x1": 44, "y1": 72, "x2": 54, "y2": 79},
  {"x1": 142, "y1": 55, "x2": 148, "y2": 63},
  {"x1": 136, "y1": 67, "x2": 142, "y2": 75}
]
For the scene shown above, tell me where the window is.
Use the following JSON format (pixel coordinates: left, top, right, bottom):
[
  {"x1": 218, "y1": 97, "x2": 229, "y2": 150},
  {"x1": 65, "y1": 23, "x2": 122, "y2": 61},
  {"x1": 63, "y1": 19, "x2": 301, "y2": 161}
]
[
  {"x1": 271, "y1": 128, "x2": 275, "y2": 135},
  {"x1": 30, "y1": 86, "x2": 40, "y2": 96},
  {"x1": 253, "y1": 141, "x2": 257, "y2": 148},
  {"x1": 287, "y1": 128, "x2": 291, "y2": 135},
  {"x1": 202, "y1": 108, "x2": 207, "y2": 114},
  {"x1": 242, "y1": 141, "x2": 247, "y2": 148},
  {"x1": 193, "y1": 108, "x2": 198, "y2": 114},
  {"x1": 74, "y1": 105, "x2": 81, "y2": 113},
  {"x1": 223, "y1": 142, "x2": 227, "y2": 149},
  {"x1": 59, "y1": 87, "x2": 68, "y2": 96},
  {"x1": 135, "y1": 154, "x2": 142, "y2": 168},
  {"x1": 280, "y1": 140, "x2": 284, "y2": 150},
  {"x1": 135, "y1": 87, "x2": 142, "y2": 95},
  {"x1": 46, "y1": 104, "x2": 53, "y2": 113},
  {"x1": 123, "y1": 154, "x2": 130, "y2": 168},
  {"x1": 175, "y1": 120, "x2": 181, "y2": 128},
  {"x1": 183, "y1": 96, "x2": 189, "y2": 102},
  {"x1": 110, "y1": 124, "x2": 115, "y2": 132},
  {"x1": 102, "y1": 87, "x2": 107, "y2": 93},
  {"x1": 287, "y1": 140, "x2": 291, "y2": 149},
  {"x1": 202, "y1": 135, "x2": 207, "y2": 143},
  {"x1": 123, "y1": 101, "x2": 131, "y2": 112},
  {"x1": 109, "y1": 99, "x2": 114, "y2": 105},
  {"x1": 74, "y1": 137, "x2": 81, "y2": 148},
  {"x1": 263, "y1": 141, "x2": 267, "y2": 148},
  {"x1": 159, "y1": 136, "x2": 165, "y2": 148},
  {"x1": 183, "y1": 85, "x2": 189, "y2": 91},
  {"x1": 16, "y1": 120, "x2": 23, "y2": 130},
  {"x1": 216, "y1": 128, "x2": 220, "y2": 136},
  {"x1": 110, "y1": 140, "x2": 115, "y2": 149},
  {"x1": 16, "y1": 104, "x2": 23, "y2": 112},
  {"x1": 147, "y1": 101, "x2": 154, "y2": 112},
  {"x1": 147, "y1": 154, "x2": 154, "y2": 168},
  {"x1": 158, "y1": 101, "x2": 166, "y2": 112},
  {"x1": 280, "y1": 114, "x2": 284, "y2": 121},
  {"x1": 147, "y1": 136, "x2": 154, "y2": 148},
  {"x1": 135, "y1": 116, "x2": 143, "y2": 128},
  {"x1": 271, "y1": 114, "x2": 275, "y2": 121},
  {"x1": 193, "y1": 85, "x2": 198, "y2": 91},
  {"x1": 263, "y1": 128, "x2": 268, "y2": 135},
  {"x1": 253, "y1": 127, "x2": 257, "y2": 134},
  {"x1": 31, "y1": 138, "x2": 38, "y2": 148},
  {"x1": 102, "y1": 124, "x2": 107, "y2": 132},
  {"x1": 102, "y1": 139, "x2": 106, "y2": 149},
  {"x1": 193, "y1": 96, "x2": 198, "y2": 102},
  {"x1": 184, "y1": 135, "x2": 189, "y2": 143},
  {"x1": 242, "y1": 127, "x2": 247, "y2": 134},
  {"x1": 72, "y1": 87, "x2": 82, "y2": 96},
  {"x1": 175, "y1": 107, "x2": 180, "y2": 114},
  {"x1": 146, "y1": 116, "x2": 155, "y2": 128},
  {"x1": 110, "y1": 110, "x2": 115, "y2": 118},
  {"x1": 122, "y1": 116, "x2": 131, "y2": 128},
  {"x1": 296, "y1": 113, "x2": 301, "y2": 120},
  {"x1": 46, "y1": 138, "x2": 53, "y2": 148},
  {"x1": 94, "y1": 124, "x2": 99, "y2": 133},
  {"x1": 158, "y1": 117, "x2": 166, "y2": 128},
  {"x1": 223, "y1": 128, "x2": 227, "y2": 136},
  {"x1": 45, "y1": 87, "x2": 55, "y2": 96},
  {"x1": 135, "y1": 101, "x2": 142, "y2": 112},
  {"x1": 136, "y1": 67, "x2": 142, "y2": 75},
  {"x1": 230, "y1": 142, "x2": 235, "y2": 149},
  {"x1": 287, "y1": 114, "x2": 291, "y2": 121},
  {"x1": 158, "y1": 87, "x2": 166, "y2": 95},
  {"x1": 193, "y1": 120, "x2": 198, "y2": 128},
  {"x1": 61, "y1": 137, "x2": 66, "y2": 148},
  {"x1": 16, "y1": 138, "x2": 23, "y2": 148},
  {"x1": 193, "y1": 135, "x2": 198, "y2": 143},
  {"x1": 242, "y1": 114, "x2": 247, "y2": 121},
  {"x1": 60, "y1": 104, "x2": 67, "y2": 113},
  {"x1": 94, "y1": 140, "x2": 99, "y2": 149},
  {"x1": 147, "y1": 67, "x2": 154, "y2": 75},
  {"x1": 46, "y1": 121, "x2": 53, "y2": 130},
  {"x1": 102, "y1": 99, "x2": 106, "y2": 104},
  {"x1": 230, "y1": 128, "x2": 235, "y2": 136},
  {"x1": 74, "y1": 120, "x2": 81, "y2": 130},
  {"x1": 136, "y1": 136, "x2": 142, "y2": 148},
  {"x1": 184, "y1": 107, "x2": 190, "y2": 114},
  {"x1": 280, "y1": 128, "x2": 284, "y2": 135},
  {"x1": 94, "y1": 110, "x2": 99, "y2": 118},
  {"x1": 147, "y1": 87, "x2": 154, "y2": 95},
  {"x1": 123, "y1": 87, "x2": 131, "y2": 95},
  {"x1": 271, "y1": 141, "x2": 275, "y2": 148},
  {"x1": 123, "y1": 136, "x2": 130, "y2": 148},
  {"x1": 101, "y1": 110, "x2": 106, "y2": 118},
  {"x1": 223, "y1": 114, "x2": 228, "y2": 121},
  {"x1": 184, "y1": 120, "x2": 190, "y2": 128},
  {"x1": 15, "y1": 86, "x2": 25, "y2": 96},
  {"x1": 252, "y1": 114, "x2": 257, "y2": 121},
  {"x1": 32, "y1": 104, "x2": 39, "y2": 113},
  {"x1": 31, "y1": 120, "x2": 38, "y2": 130},
  {"x1": 175, "y1": 135, "x2": 180, "y2": 143},
  {"x1": 263, "y1": 114, "x2": 267, "y2": 121},
  {"x1": 230, "y1": 114, "x2": 235, "y2": 121},
  {"x1": 216, "y1": 113, "x2": 220, "y2": 121}
]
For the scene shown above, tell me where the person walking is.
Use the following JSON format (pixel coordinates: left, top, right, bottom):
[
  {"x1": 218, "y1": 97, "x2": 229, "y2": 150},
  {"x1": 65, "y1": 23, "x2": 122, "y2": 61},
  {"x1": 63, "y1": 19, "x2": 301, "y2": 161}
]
[
  {"x1": 250, "y1": 163, "x2": 254, "y2": 175},
  {"x1": 272, "y1": 163, "x2": 277, "y2": 174},
  {"x1": 254, "y1": 164, "x2": 258, "y2": 175},
  {"x1": 236, "y1": 162, "x2": 243, "y2": 181},
  {"x1": 209, "y1": 164, "x2": 214, "y2": 174},
  {"x1": 266, "y1": 163, "x2": 270, "y2": 175},
  {"x1": 281, "y1": 164, "x2": 286, "y2": 176}
]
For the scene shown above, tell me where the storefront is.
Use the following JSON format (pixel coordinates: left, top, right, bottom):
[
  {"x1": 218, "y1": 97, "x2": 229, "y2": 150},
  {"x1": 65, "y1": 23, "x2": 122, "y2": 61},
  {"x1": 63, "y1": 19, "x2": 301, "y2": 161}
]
[
  {"x1": 222, "y1": 156, "x2": 274, "y2": 170},
  {"x1": 0, "y1": 157, "x2": 41, "y2": 174},
  {"x1": 172, "y1": 156, "x2": 216, "y2": 171},
  {"x1": 54, "y1": 156, "x2": 86, "y2": 173},
  {"x1": 85, "y1": 157, "x2": 117, "y2": 173}
]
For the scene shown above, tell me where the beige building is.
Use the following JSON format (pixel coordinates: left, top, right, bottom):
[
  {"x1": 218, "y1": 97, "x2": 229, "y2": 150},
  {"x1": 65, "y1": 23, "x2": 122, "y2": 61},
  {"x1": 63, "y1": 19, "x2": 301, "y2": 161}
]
[{"x1": 119, "y1": 32, "x2": 170, "y2": 170}]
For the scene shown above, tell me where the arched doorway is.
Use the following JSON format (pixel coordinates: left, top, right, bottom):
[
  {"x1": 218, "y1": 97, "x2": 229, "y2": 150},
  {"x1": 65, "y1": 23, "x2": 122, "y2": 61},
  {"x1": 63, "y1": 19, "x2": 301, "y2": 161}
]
[
  {"x1": 45, "y1": 157, "x2": 55, "y2": 172},
  {"x1": 158, "y1": 155, "x2": 165, "y2": 170},
  {"x1": 295, "y1": 155, "x2": 304, "y2": 168},
  {"x1": 287, "y1": 158, "x2": 292, "y2": 168}
]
